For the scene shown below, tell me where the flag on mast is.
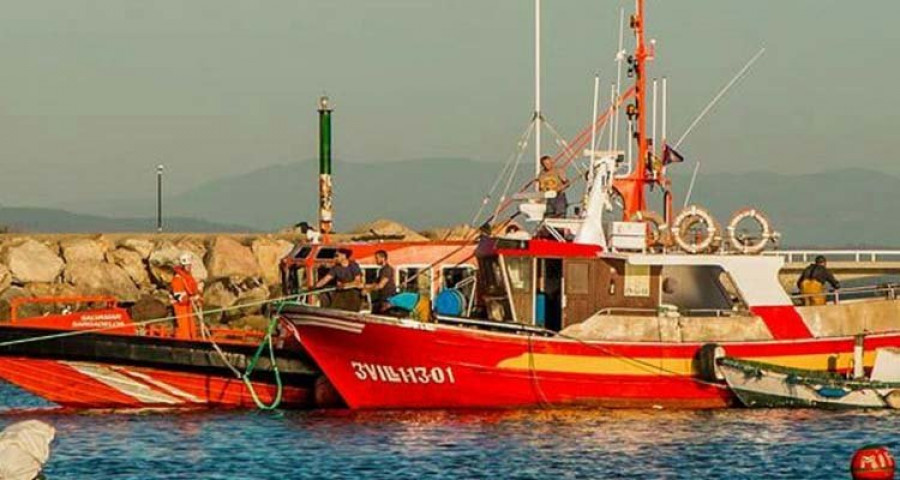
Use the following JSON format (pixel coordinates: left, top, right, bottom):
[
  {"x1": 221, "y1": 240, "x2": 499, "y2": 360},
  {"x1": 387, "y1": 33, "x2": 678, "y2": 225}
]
[{"x1": 662, "y1": 144, "x2": 684, "y2": 165}]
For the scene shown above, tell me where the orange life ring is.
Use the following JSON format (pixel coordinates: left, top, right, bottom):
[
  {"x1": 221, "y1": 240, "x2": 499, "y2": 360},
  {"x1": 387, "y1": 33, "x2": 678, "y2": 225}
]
[
  {"x1": 671, "y1": 205, "x2": 720, "y2": 254},
  {"x1": 629, "y1": 210, "x2": 670, "y2": 250},
  {"x1": 726, "y1": 208, "x2": 773, "y2": 255}
]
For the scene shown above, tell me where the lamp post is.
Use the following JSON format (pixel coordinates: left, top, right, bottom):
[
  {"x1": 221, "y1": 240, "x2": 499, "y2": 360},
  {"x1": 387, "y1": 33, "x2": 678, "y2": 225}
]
[{"x1": 156, "y1": 164, "x2": 164, "y2": 233}]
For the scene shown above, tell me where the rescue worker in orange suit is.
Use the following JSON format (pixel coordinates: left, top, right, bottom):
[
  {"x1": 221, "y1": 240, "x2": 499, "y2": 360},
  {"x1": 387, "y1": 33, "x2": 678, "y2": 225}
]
[
  {"x1": 797, "y1": 255, "x2": 840, "y2": 306},
  {"x1": 170, "y1": 253, "x2": 201, "y2": 339}
]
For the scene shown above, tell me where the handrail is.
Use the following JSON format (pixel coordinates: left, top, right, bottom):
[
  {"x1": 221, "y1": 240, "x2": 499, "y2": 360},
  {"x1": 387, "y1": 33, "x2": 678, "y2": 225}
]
[
  {"x1": 790, "y1": 283, "x2": 900, "y2": 305},
  {"x1": 763, "y1": 250, "x2": 900, "y2": 264}
]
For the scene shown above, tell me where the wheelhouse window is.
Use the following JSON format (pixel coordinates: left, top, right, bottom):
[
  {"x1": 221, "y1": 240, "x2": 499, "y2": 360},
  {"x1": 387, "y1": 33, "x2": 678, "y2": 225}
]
[
  {"x1": 399, "y1": 266, "x2": 433, "y2": 299},
  {"x1": 504, "y1": 256, "x2": 534, "y2": 324},
  {"x1": 659, "y1": 265, "x2": 743, "y2": 315}
]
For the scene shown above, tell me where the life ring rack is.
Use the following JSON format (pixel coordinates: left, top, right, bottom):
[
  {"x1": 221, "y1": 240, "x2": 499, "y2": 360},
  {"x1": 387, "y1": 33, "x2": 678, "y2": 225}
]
[
  {"x1": 671, "y1": 205, "x2": 720, "y2": 254},
  {"x1": 726, "y1": 208, "x2": 775, "y2": 255}
]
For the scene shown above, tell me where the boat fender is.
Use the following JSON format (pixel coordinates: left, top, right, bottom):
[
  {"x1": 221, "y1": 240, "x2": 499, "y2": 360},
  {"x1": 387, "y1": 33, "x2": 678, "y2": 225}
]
[
  {"x1": 671, "y1": 205, "x2": 720, "y2": 254},
  {"x1": 884, "y1": 390, "x2": 900, "y2": 410},
  {"x1": 629, "y1": 210, "x2": 670, "y2": 250},
  {"x1": 726, "y1": 208, "x2": 773, "y2": 255},
  {"x1": 696, "y1": 343, "x2": 726, "y2": 382}
]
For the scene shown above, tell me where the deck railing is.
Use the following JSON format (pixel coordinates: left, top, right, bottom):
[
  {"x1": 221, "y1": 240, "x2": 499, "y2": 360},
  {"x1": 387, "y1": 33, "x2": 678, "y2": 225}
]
[{"x1": 763, "y1": 250, "x2": 900, "y2": 264}]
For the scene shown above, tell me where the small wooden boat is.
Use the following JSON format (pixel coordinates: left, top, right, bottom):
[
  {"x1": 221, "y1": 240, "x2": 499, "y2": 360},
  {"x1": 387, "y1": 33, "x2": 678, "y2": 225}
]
[{"x1": 719, "y1": 350, "x2": 900, "y2": 409}]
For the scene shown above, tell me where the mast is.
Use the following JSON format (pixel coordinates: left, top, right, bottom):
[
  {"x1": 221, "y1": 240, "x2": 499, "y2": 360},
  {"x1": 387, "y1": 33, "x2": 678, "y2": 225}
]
[
  {"x1": 613, "y1": 0, "x2": 652, "y2": 220},
  {"x1": 534, "y1": 0, "x2": 542, "y2": 184}
]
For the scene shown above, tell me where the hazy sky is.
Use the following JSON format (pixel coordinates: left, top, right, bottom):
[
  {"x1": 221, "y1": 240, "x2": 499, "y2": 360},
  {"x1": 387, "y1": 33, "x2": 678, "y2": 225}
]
[{"x1": 1, "y1": 0, "x2": 899, "y2": 209}]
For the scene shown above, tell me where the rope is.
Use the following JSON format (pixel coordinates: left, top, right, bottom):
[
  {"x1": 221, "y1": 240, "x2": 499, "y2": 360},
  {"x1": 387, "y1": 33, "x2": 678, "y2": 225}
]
[
  {"x1": 467, "y1": 86, "x2": 636, "y2": 239},
  {"x1": 490, "y1": 120, "x2": 536, "y2": 221},
  {"x1": 466, "y1": 119, "x2": 536, "y2": 233},
  {"x1": 521, "y1": 324, "x2": 726, "y2": 389},
  {"x1": 0, "y1": 289, "x2": 333, "y2": 349},
  {"x1": 239, "y1": 301, "x2": 292, "y2": 410}
]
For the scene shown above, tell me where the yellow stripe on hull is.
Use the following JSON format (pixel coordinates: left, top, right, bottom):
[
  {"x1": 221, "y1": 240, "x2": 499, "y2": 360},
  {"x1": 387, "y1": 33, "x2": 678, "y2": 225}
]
[{"x1": 496, "y1": 351, "x2": 875, "y2": 376}]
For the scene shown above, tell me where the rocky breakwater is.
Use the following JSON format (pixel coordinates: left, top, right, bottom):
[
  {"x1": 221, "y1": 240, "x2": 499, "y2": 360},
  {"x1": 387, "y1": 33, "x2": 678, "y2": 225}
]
[{"x1": 0, "y1": 234, "x2": 297, "y2": 332}]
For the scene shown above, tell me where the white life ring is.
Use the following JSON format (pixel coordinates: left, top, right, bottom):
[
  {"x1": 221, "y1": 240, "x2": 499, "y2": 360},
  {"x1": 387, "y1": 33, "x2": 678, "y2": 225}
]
[
  {"x1": 726, "y1": 208, "x2": 773, "y2": 255},
  {"x1": 629, "y1": 210, "x2": 669, "y2": 250},
  {"x1": 671, "y1": 205, "x2": 720, "y2": 254}
]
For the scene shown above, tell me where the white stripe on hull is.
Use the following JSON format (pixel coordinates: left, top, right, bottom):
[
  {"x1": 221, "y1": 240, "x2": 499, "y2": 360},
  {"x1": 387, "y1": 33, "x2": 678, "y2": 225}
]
[{"x1": 64, "y1": 362, "x2": 187, "y2": 405}]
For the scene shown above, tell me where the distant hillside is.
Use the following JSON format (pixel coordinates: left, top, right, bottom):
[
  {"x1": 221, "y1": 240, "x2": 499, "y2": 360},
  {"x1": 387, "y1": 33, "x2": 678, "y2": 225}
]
[
  {"x1": 668, "y1": 168, "x2": 900, "y2": 247},
  {"x1": 80, "y1": 158, "x2": 514, "y2": 233},
  {"x1": 0, "y1": 207, "x2": 253, "y2": 233},
  {"x1": 59, "y1": 159, "x2": 900, "y2": 246}
]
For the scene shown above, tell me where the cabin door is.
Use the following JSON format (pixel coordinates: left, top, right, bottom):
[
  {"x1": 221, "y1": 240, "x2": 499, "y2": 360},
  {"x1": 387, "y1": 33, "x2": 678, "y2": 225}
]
[{"x1": 563, "y1": 259, "x2": 596, "y2": 328}]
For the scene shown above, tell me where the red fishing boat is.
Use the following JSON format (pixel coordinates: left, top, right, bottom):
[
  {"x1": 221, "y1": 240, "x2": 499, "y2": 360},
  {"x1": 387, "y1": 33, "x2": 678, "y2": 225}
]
[
  {"x1": 282, "y1": 0, "x2": 900, "y2": 409},
  {"x1": 0, "y1": 295, "x2": 315, "y2": 410}
]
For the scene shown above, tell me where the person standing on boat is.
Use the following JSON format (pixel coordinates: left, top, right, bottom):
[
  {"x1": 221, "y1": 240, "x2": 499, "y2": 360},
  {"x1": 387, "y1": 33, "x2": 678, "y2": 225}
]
[
  {"x1": 538, "y1": 155, "x2": 569, "y2": 218},
  {"x1": 170, "y1": 253, "x2": 201, "y2": 339},
  {"x1": 315, "y1": 248, "x2": 363, "y2": 312},
  {"x1": 797, "y1": 255, "x2": 841, "y2": 306},
  {"x1": 366, "y1": 250, "x2": 396, "y2": 313}
]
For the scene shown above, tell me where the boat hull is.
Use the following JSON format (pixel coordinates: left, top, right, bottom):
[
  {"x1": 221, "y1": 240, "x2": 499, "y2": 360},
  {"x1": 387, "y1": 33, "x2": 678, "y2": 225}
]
[
  {"x1": 284, "y1": 306, "x2": 900, "y2": 410},
  {"x1": 719, "y1": 358, "x2": 899, "y2": 409},
  {"x1": 0, "y1": 325, "x2": 317, "y2": 410}
]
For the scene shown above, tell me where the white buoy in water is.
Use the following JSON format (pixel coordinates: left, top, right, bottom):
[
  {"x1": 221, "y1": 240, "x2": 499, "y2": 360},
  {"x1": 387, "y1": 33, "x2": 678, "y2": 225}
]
[{"x1": 0, "y1": 420, "x2": 55, "y2": 480}]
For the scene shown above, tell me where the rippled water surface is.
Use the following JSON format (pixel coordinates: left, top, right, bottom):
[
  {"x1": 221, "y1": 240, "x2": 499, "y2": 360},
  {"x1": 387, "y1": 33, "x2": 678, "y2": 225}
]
[{"x1": 0, "y1": 384, "x2": 895, "y2": 479}]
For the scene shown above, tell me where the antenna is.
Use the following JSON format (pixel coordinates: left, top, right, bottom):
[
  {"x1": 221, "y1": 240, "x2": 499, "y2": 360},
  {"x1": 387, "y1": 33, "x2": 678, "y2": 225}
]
[
  {"x1": 534, "y1": 0, "x2": 542, "y2": 185},
  {"x1": 681, "y1": 47, "x2": 767, "y2": 207}
]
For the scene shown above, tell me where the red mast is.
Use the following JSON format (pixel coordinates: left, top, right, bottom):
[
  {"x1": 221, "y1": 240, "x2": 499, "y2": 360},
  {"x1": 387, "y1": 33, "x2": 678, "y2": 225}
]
[{"x1": 614, "y1": 0, "x2": 654, "y2": 220}]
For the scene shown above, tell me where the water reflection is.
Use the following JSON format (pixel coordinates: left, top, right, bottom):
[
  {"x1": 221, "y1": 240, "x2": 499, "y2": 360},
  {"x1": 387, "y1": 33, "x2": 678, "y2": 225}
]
[{"x1": 1, "y1": 383, "x2": 896, "y2": 479}]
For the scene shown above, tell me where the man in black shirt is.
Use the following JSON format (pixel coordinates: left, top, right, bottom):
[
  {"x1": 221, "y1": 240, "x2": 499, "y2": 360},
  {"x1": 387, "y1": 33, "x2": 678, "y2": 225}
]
[
  {"x1": 797, "y1": 255, "x2": 840, "y2": 306},
  {"x1": 366, "y1": 250, "x2": 396, "y2": 313},
  {"x1": 315, "y1": 248, "x2": 363, "y2": 311}
]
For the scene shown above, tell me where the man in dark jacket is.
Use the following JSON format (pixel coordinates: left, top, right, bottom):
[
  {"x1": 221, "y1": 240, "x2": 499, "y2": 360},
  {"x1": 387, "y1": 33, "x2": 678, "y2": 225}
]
[
  {"x1": 315, "y1": 248, "x2": 363, "y2": 311},
  {"x1": 366, "y1": 250, "x2": 397, "y2": 313},
  {"x1": 797, "y1": 255, "x2": 840, "y2": 306}
]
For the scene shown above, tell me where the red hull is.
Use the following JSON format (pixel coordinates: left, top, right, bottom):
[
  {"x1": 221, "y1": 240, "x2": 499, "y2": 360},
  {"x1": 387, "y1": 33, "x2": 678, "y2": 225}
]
[
  {"x1": 0, "y1": 357, "x2": 311, "y2": 410},
  {"x1": 287, "y1": 309, "x2": 900, "y2": 410}
]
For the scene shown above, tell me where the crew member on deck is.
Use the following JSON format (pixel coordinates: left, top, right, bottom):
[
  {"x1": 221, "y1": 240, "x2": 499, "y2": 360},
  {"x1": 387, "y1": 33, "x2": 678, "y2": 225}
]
[
  {"x1": 170, "y1": 253, "x2": 201, "y2": 339},
  {"x1": 538, "y1": 155, "x2": 569, "y2": 218},
  {"x1": 366, "y1": 250, "x2": 396, "y2": 313},
  {"x1": 315, "y1": 248, "x2": 363, "y2": 312},
  {"x1": 797, "y1": 255, "x2": 841, "y2": 306}
]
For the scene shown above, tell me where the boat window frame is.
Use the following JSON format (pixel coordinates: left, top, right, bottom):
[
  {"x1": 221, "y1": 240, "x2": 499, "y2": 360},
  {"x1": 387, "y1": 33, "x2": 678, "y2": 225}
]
[{"x1": 397, "y1": 263, "x2": 435, "y2": 299}]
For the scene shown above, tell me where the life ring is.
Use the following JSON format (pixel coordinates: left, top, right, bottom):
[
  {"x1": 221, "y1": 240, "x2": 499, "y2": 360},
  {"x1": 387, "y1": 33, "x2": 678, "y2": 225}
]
[
  {"x1": 629, "y1": 210, "x2": 670, "y2": 250},
  {"x1": 726, "y1": 208, "x2": 773, "y2": 255},
  {"x1": 671, "y1": 205, "x2": 720, "y2": 254}
]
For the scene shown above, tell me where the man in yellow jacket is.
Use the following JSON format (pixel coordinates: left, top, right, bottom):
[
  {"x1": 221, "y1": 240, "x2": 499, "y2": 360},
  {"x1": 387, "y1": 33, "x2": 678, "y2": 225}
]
[{"x1": 797, "y1": 255, "x2": 840, "y2": 306}]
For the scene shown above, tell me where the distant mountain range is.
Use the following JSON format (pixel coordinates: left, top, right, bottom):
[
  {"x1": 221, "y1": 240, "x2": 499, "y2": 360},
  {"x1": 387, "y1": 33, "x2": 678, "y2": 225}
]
[
  {"x1": 0, "y1": 207, "x2": 252, "y2": 233},
  {"x1": 4, "y1": 159, "x2": 900, "y2": 247}
]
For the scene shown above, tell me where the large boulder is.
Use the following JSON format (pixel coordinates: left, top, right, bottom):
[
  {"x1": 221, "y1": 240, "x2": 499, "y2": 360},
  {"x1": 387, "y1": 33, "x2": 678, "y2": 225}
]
[
  {"x1": 0, "y1": 286, "x2": 30, "y2": 321},
  {"x1": 206, "y1": 237, "x2": 261, "y2": 280},
  {"x1": 63, "y1": 262, "x2": 140, "y2": 302},
  {"x1": 2, "y1": 240, "x2": 64, "y2": 284},
  {"x1": 202, "y1": 280, "x2": 238, "y2": 324},
  {"x1": 235, "y1": 283, "x2": 270, "y2": 317},
  {"x1": 421, "y1": 224, "x2": 477, "y2": 241},
  {"x1": 148, "y1": 243, "x2": 208, "y2": 287},
  {"x1": 250, "y1": 238, "x2": 293, "y2": 286},
  {"x1": 350, "y1": 219, "x2": 428, "y2": 241},
  {"x1": 106, "y1": 248, "x2": 151, "y2": 289},
  {"x1": 59, "y1": 238, "x2": 107, "y2": 263},
  {"x1": 119, "y1": 238, "x2": 155, "y2": 259},
  {"x1": 131, "y1": 291, "x2": 171, "y2": 322},
  {"x1": 0, "y1": 264, "x2": 11, "y2": 294}
]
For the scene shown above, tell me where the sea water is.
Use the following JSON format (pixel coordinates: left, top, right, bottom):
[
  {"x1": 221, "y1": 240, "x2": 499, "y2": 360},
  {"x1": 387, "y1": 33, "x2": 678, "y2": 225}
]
[{"x1": 0, "y1": 383, "x2": 893, "y2": 479}]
